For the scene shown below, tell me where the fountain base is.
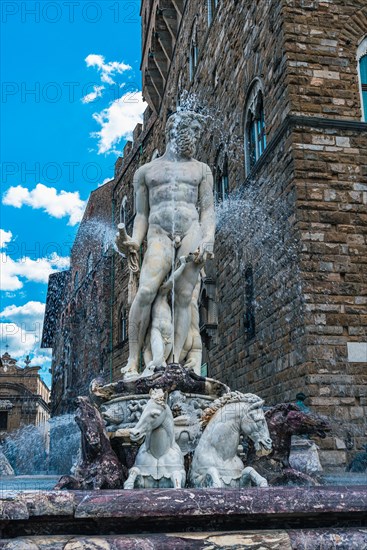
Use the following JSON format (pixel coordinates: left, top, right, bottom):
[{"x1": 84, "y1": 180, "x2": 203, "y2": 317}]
[{"x1": 0, "y1": 487, "x2": 366, "y2": 547}]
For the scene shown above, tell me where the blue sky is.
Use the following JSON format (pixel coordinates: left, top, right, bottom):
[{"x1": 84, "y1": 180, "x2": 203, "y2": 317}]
[{"x1": 1, "y1": 1, "x2": 145, "y2": 386}]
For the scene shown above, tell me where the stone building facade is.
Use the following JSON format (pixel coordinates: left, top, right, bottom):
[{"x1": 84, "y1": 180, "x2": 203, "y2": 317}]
[
  {"x1": 0, "y1": 353, "x2": 50, "y2": 435},
  {"x1": 42, "y1": 180, "x2": 116, "y2": 416},
  {"x1": 44, "y1": 0, "x2": 367, "y2": 466}
]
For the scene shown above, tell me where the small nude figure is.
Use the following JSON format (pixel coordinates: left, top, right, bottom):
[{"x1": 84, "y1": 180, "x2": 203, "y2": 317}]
[{"x1": 143, "y1": 256, "x2": 188, "y2": 377}]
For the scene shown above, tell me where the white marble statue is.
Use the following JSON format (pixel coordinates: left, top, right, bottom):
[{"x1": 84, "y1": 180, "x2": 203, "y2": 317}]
[
  {"x1": 116, "y1": 111, "x2": 215, "y2": 378},
  {"x1": 189, "y1": 392, "x2": 272, "y2": 488},
  {"x1": 124, "y1": 388, "x2": 186, "y2": 489}
]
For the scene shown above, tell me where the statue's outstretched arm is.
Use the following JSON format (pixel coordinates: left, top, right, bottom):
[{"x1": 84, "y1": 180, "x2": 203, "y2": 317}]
[
  {"x1": 161, "y1": 256, "x2": 187, "y2": 292},
  {"x1": 115, "y1": 166, "x2": 148, "y2": 290}
]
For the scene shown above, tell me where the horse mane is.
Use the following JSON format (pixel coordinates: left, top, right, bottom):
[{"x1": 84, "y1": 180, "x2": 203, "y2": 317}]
[
  {"x1": 201, "y1": 391, "x2": 264, "y2": 429},
  {"x1": 150, "y1": 388, "x2": 166, "y2": 406}
]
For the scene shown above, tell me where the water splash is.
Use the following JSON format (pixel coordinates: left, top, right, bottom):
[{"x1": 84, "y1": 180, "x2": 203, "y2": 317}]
[
  {"x1": 1, "y1": 414, "x2": 80, "y2": 475},
  {"x1": 76, "y1": 219, "x2": 124, "y2": 259}
]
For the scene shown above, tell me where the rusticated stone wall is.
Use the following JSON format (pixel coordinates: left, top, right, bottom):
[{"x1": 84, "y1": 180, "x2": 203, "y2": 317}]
[
  {"x1": 294, "y1": 123, "x2": 367, "y2": 466},
  {"x1": 111, "y1": 0, "x2": 367, "y2": 467}
]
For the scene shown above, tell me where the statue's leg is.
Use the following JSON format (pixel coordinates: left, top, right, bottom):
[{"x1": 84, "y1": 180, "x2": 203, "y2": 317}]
[
  {"x1": 241, "y1": 466, "x2": 268, "y2": 488},
  {"x1": 173, "y1": 265, "x2": 201, "y2": 363},
  {"x1": 150, "y1": 327, "x2": 166, "y2": 367},
  {"x1": 205, "y1": 467, "x2": 222, "y2": 488},
  {"x1": 123, "y1": 234, "x2": 172, "y2": 375},
  {"x1": 124, "y1": 466, "x2": 140, "y2": 489},
  {"x1": 171, "y1": 224, "x2": 202, "y2": 363},
  {"x1": 170, "y1": 470, "x2": 185, "y2": 489},
  {"x1": 182, "y1": 298, "x2": 202, "y2": 375}
]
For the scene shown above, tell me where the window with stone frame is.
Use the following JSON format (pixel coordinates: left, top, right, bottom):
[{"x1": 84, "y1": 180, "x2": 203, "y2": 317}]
[
  {"x1": 357, "y1": 36, "x2": 367, "y2": 121},
  {"x1": 189, "y1": 23, "x2": 199, "y2": 81},
  {"x1": 74, "y1": 271, "x2": 79, "y2": 290},
  {"x1": 87, "y1": 252, "x2": 93, "y2": 274},
  {"x1": 215, "y1": 152, "x2": 229, "y2": 202},
  {"x1": 244, "y1": 80, "x2": 267, "y2": 175},
  {"x1": 176, "y1": 70, "x2": 184, "y2": 107},
  {"x1": 207, "y1": 0, "x2": 219, "y2": 25},
  {"x1": 120, "y1": 307, "x2": 128, "y2": 343},
  {"x1": 0, "y1": 411, "x2": 8, "y2": 431}
]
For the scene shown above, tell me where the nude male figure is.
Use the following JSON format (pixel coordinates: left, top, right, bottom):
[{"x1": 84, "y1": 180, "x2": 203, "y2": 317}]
[{"x1": 116, "y1": 112, "x2": 215, "y2": 378}]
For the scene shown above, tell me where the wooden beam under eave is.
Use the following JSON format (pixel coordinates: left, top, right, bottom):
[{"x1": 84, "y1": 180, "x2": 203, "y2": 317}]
[
  {"x1": 148, "y1": 58, "x2": 165, "y2": 97},
  {"x1": 144, "y1": 72, "x2": 160, "y2": 113}
]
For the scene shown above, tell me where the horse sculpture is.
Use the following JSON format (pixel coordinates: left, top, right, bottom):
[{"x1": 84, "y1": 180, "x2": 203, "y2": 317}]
[
  {"x1": 189, "y1": 391, "x2": 272, "y2": 488},
  {"x1": 124, "y1": 388, "x2": 186, "y2": 489},
  {"x1": 55, "y1": 397, "x2": 125, "y2": 490},
  {"x1": 264, "y1": 403, "x2": 330, "y2": 468},
  {"x1": 246, "y1": 403, "x2": 331, "y2": 486}
]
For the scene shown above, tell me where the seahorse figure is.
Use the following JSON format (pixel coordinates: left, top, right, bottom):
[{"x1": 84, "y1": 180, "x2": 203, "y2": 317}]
[{"x1": 190, "y1": 391, "x2": 272, "y2": 488}]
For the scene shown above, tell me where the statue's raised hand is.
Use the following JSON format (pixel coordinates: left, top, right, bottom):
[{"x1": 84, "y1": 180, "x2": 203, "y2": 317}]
[
  {"x1": 193, "y1": 241, "x2": 214, "y2": 264},
  {"x1": 116, "y1": 223, "x2": 140, "y2": 273}
]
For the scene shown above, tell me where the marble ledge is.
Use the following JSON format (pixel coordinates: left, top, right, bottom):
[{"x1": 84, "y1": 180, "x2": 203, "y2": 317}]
[{"x1": 0, "y1": 529, "x2": 366, "y2": 549}]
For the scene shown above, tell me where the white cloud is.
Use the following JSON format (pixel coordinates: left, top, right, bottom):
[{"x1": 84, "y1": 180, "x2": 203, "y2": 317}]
[
  {"x1": 0, "y1": 301, "x2": 45, "y2": 325},
  {"x1": 0, "y1": 232, "x2": 70, "y2": 291},
  {"x1": 92, "y1": 91, "x2": 146, "y2": 154},
  {"x1": 2, "y1": 183, "x2": 86, "y2": 226},
  {"x1": 49, "y1": 252, "x2": 70, "y2": 270},
  {"x1": 82, "y1": 84, "x2": 105, "y2": 104},
  {"x1": 1, "y1": 253, "x2": 70, "y2": 291},
  {"x1": 0, "y1": 301, "x2": 52, "y2": 385},
  {"x1": 98, "y1": 177, "x2": 112, "y2": 187},
  {"x1": 85, "y1": 54, "x2": 131, "y2": 85},
  {"x1": 0, "y1": 229, "x2": 13, "y2": 249}
]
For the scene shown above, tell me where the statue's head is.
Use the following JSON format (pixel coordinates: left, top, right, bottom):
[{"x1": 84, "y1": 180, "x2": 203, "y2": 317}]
[{"x1": 165, "y1": 111, "x2": 203, "y2": 158}]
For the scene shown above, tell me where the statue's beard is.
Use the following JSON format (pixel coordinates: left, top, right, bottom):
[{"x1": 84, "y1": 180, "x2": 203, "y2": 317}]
[{"x1": 174, "y1": 130, "x2": 196, "y2": 158}]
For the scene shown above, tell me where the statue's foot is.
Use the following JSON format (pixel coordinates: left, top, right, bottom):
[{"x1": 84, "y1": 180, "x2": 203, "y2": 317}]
[
  {"x1": 140, "y1": 365, "x2": 157, "y2": 378},
  {"x1": 140, "y1": 360, "x2": 167, "y2": 378},
  {"x1": 120, "y1": 362, "x2": 139, "y2": 380},
  {"x1": 123, "y1": 479, "x2": 135, "y2": 490}
]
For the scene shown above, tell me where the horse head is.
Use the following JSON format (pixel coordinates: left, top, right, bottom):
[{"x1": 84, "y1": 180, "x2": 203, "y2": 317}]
[
  {"x1": 129, "y1": 388, "x2": 168, "y2": 443},
  {"x1": 241, "y1": 396, "x2": 272, "y2": 457},
  {"x1": 74, "y1": 396, "x2": 110, "y2": 458},
  {"x1": 266, "y1": 403, "x2": 330, "y2": 439}
]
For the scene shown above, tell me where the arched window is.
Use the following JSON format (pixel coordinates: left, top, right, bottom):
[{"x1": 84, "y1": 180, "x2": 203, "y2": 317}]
[
  {"x1": 189, "y1": 24, "x2": 198, "y2": 82},
  {"x1": 208, "y1": 0, "x2": 219, "y2": 25},
  {"x1": 74, "y1": 271, "x2": 79, "y2": 290},
  {"x1": 120, "y1": 307, "x2": 128, "y2": 343},
  {"x1": 87, "y1": 252, "x2": 93, "y2": 274},
  {"x1": 215, "y1": 153, "x2": 229, "y2": 202},
  {"x1": 244, "y1": 80, "x2": 267, "y2": 174},
  {"x1": 176, "y1": 70, "x2": 184, "y2": 107},
  {"x1": 357, "y1": 36, "x2": 367, "y2": 121}
]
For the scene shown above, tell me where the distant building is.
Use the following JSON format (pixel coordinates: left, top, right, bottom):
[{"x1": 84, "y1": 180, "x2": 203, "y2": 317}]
[
  {"x1": 43, "y1": 0, "x2": 367, "y2": 468},
  {"x1": 0, "y1": 353, "x2": 50, "y2": 434}
]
